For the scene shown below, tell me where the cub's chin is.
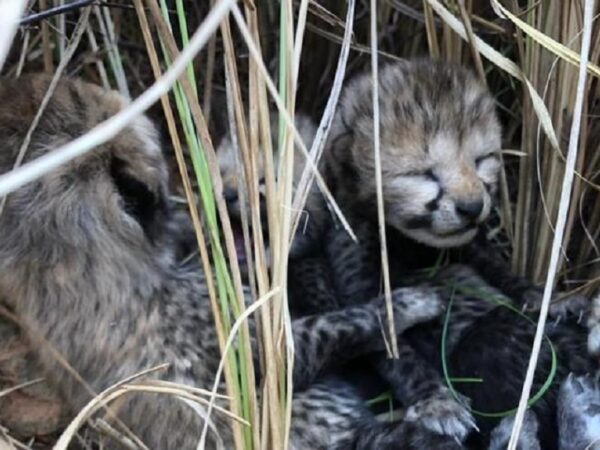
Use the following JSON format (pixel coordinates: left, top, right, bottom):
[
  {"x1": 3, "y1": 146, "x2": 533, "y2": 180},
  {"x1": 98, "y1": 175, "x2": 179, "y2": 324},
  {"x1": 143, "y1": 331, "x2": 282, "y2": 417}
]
[{"x1": 398, "y1": 225, "x2": 478, "y2": 249}]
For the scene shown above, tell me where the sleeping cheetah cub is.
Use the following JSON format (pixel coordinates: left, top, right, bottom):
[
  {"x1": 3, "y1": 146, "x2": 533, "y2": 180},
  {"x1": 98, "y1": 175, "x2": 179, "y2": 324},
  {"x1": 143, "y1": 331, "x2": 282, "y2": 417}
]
[
  {"x1": 318, "y1": 58, "x2": 599, "y2": 448},
  {"x1": 0, "y1": 74, "x2": 457, "y2": 449},
  {"x1": 216, "y1": 112, "x2": 326, "y2": 269},
  {"x1": 298, "y1": 59, "x2": 503, "y2": 442},
  {"x1": 324, "y1": 58, "x2": 501, "y2": 247}
]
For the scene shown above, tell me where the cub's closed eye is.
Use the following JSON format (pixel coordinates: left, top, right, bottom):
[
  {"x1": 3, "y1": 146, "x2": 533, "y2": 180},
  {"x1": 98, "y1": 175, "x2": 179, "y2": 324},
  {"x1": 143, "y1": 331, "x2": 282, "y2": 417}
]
[
  {"x1": 475, "y1": 153, "x2": 498, "y2": 166},
  {"x1": 401, "y1": 169, "x2": 438, "y2": 182}
]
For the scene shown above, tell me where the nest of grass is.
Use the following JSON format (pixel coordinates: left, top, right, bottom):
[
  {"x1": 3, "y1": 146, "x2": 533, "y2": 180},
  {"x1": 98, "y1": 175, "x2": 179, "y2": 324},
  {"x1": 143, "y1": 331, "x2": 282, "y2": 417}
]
[{"x1": 0, "y1": 0, "x2": 599, "y2": 448}]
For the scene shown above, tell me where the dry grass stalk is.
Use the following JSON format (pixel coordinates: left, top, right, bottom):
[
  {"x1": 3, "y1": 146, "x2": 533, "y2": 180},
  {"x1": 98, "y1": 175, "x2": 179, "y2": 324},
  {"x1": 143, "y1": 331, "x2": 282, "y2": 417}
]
[
  {"x1": 370, "y1": 0, "x2": 398, "y2": 358},
  {"x1": 140, "y1": 2, "x2": 256, "y2": 447},
  {"x1": 131, "y1": 2, "x2": 245, "y2": 447},
  {"x1": 1, "y1": 1, "x2": 600, "y2": 449},
  {"x1": 508, "y1": 0, "x2": 595, "y2": 446}
]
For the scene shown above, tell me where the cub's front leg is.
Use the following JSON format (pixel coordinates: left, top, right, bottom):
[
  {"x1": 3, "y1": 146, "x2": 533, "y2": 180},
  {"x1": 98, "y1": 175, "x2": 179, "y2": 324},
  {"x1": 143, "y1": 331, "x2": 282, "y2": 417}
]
[{"x1": 291, "y1": 285, "x2": 444, "y2": 390}]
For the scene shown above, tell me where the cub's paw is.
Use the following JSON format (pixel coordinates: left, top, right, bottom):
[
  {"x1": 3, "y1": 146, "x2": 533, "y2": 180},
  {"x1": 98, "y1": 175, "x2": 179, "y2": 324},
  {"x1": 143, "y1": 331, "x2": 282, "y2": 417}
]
[
  {"x1": 404, "y1": 387, "x2": 475, "y2": 442},
  {"x1": 548, "y1": 293, "x2": 589, "y2": 323},
  {"x1": 588, "y1": 294, "x2": 600, "y2": 356},
  {"x1": 385, "y1": 286, "x2": 444, "y2": 332},
  {"x1": 488, "y1": 411, "x2": 540, "y2": 450},
  {"x1": 558, "y1": 373, "x2": 600, "y2": 450},
  {"x1": 523, "y1": 289, "x2": 589, "y2": 322}
]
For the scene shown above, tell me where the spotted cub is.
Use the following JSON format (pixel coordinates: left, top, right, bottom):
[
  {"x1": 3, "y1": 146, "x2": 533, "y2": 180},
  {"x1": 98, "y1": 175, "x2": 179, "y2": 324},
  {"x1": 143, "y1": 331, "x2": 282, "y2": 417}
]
[
  {"x1": 217, "y1": 60, "x2": 503, "y2": 444},
  {"x1": 0, "y1": 74, "x2": 457, "y2": 449},
  {"x1": 315, "y1": 59, "x2": 596, "y2": 449}
]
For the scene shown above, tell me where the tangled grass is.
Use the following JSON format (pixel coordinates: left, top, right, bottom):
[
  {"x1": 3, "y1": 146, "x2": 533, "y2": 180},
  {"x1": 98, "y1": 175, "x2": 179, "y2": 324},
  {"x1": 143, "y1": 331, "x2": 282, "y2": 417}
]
[{"x1": 0, "y1": 1, "x2": 598, "y2": 449}]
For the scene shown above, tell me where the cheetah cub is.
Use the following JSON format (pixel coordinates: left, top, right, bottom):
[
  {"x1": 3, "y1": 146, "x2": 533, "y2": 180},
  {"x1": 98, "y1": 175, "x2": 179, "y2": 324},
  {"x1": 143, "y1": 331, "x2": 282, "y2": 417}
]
[
  {"x1": 216, "y1": 112, "x2": 327, "y2": 268},
  {"x1": 0, "y1": 74, "x2": 455, "y2": 449},
  {"x1": 318, "y1": 59, "x2": 597, "y2": 448},
  {"x1": 294, "y1": 59, "x2": 504, "y2": 443}
]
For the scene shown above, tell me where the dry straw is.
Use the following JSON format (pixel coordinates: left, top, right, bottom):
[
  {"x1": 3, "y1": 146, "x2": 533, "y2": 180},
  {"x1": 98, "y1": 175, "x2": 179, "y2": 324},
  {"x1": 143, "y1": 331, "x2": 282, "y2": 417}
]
[
  {"x1": 507, "y1": 0, "x2": 596, "y2": 446},
  {"x1": 1, "y1": 1, "x2": 600, "y2": 449}
]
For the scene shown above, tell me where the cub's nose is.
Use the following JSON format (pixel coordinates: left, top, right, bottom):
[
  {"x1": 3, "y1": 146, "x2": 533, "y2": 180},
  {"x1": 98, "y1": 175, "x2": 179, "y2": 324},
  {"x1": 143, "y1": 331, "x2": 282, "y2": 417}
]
[
  {"x1": 456, "y1": 199, "x2": 484, "y2": 222},
  {"x1": 224, "y1": 188, "x2": 238, "y2": 204}
]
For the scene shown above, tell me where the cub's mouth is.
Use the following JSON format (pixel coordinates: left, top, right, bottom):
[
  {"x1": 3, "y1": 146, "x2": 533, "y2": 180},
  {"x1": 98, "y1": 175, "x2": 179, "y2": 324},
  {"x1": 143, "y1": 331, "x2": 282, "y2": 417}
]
[
  {"x1": 399, "y1": 220, "x2": 479, "y2": 248},
  {"x1": 226, "y1": 211, "x2": 271, "y2": 274},
  {"x1": 435, "y1": 224, "x2": 478, "y2": 237},
  {"x1": 230, "y1": 219, "x2": 248, "y2": 265}
]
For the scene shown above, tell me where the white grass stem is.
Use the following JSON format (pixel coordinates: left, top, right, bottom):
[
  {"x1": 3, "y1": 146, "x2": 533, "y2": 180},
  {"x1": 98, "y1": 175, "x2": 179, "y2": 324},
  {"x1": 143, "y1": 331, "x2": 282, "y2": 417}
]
[
  {"x1": 0, "y1": 0, "x2": 26, "y2": 71},
  {"x1": 290, "y1": 0, "x2": 356, "y2": 240},
  {"x1": 0, "y1": 0, "x2": 235, "y2": 198},
  {"x1": 53, "y1": 365, "x2": 169, "y2": 450},
  {"x1": 507, "y1": 0, "x2": 595, "y2": 447},
  {"x1": 230, "y1": 4, "x2": 356, "y2": 242}
]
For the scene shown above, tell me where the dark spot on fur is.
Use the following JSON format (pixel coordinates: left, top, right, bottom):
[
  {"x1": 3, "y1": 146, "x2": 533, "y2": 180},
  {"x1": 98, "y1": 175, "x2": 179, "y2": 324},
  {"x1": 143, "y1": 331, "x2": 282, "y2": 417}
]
[
  {"x1": 425, "y1": 189, "x2": 443, "y2": 212},
  {"x1": 413, "y1": 85, "x2": 423, "y2": 108},
  {"x1": 424, "y1": 169, "x2": 438, "y2": 182},
  {"x1": 339, "y1": 158, "x2": 360, "y2": 194},
  {"x1": 586, "y1": 403, "x2": 600, "y2": 416},
  {"x1": 404, "y1": 216, "x2": 432, "y2": 230}
]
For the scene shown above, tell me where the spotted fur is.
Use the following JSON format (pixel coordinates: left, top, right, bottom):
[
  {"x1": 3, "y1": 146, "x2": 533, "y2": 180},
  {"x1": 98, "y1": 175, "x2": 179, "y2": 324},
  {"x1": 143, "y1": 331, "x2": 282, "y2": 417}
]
[
  {"x1": 558, "y1": 373, "x2": 600, "y2": 450},
  {"x1": 0, "y1": 74, "x2": 459, "y2": 449},
  {"x1": 286, "y1": 59, "x2": 505, "y2": 444},
  {"x1": 216, "y1": 113, "x2": 327, "y2": 264},
  {"x1": 305, "y1": 221, "x2": 594, "y2": 449}
]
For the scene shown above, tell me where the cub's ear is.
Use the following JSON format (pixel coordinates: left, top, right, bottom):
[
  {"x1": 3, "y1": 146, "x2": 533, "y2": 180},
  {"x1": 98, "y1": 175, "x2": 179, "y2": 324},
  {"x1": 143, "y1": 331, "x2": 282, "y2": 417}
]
[{"x1": 110, "y1": 156, "x2": 168, "y2": 243}]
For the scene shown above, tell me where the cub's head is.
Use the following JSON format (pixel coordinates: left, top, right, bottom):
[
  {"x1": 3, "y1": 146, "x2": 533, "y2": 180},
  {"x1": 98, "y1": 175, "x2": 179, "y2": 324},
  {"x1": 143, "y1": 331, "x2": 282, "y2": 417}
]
[
  {"x1": 0, "y1": 74, "x2": 172, "y2": 289},
  {"x1": 327, "y1": 59, "x2": 501, "y2": 247},
  {"x1": 217, "y1": 113, "x2": 319, "y2": 265}
]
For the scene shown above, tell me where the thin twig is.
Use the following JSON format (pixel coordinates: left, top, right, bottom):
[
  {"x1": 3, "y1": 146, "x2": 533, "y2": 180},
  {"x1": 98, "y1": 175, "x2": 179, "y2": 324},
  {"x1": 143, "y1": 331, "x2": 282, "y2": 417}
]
[
  {"x1": 199, "y1": 288, "x2": 279, "y2": 448},
  {"x1": 290, "y1": 0, "x2": 356, "y2": 241},
  {"x1": 53, "y1": 365, "x2": 170, "y2": 450},
  {"x1": 19, "y1": 0, "x2": 94, "y2": 25},
  {"x1": 0, "y1": 378, "x2": 44, "y2": 398}
]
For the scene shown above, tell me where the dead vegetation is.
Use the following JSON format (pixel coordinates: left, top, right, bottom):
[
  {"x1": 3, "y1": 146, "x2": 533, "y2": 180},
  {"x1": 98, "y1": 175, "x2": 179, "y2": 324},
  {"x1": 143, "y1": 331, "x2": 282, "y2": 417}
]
[{"x1": 0, "y1": 0, "x2": 598, "y2": 449}]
